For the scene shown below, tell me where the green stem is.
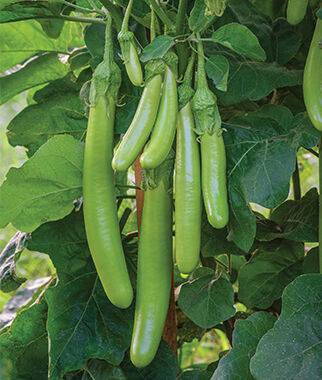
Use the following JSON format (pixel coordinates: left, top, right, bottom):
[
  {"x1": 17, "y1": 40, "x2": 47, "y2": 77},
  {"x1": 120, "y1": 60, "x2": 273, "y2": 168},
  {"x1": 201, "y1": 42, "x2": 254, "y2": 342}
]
[
  {"x1": 116, "y1": 184, "x2": 142, "y2": 190},
  {"x1": 121, "y1": 0, "x2": 134, "y2": 33},
  {"x1": 62, "y1": 1, "x2": 105, "y2": 15},
  {"x1": 98, "y1": 0, "x2": 123, "y2": 31},
  {"x1": 196, "y1": 34, "x2": 208, "y2": 90},
  {"x1": 175, "y1": 0, "x2": 187, "y2": 35},
  {"x1": 150, "y1": 6, "x2": 156, "y2": 41},
  {"x1": 292, "y1": 157, "x2": 301, "y2": 200},
  {"x1": 319, "y1": 135, "x2": 322, "y2": 273},
  {"x1": 175, "y1": 0, "x2": 189, "y2": 75},
  {"x1": 148, "y1": 0, "x2": 174, "y2": 31},
  {"x1": 182, "y1": 51, "x2": 195, "y2": 87},
  {"x1": 227, "y1": 254, "x2": 232, "y2": 277},
  {"x1": 119, "y1": 207, "x2": 132, "y2": 232},
  {"x1": 57, "y1": 14, "x2": 105, "y2": 24},
  {"x1": 103, "y1": 11, "x2": 113, "y2": 65}
]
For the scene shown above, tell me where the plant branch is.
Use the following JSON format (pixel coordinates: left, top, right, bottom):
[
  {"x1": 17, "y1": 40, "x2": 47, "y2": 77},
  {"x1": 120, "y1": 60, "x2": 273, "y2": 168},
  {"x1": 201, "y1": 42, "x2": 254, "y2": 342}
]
[
  {"x1": 98, "y1": 0, "x2": 123, "y2": 31},
  {"x1": 150, "y1": 5, "x2": 156, "y2": 41},
  {"x1": 175, "y1": 0, "x2": 189, "y2": 75},
  {"x1": 148, "y1": 0, "x2": 174, "y2": 31},
  {"x1": 292, "y1": 158, "x2": 301, "y2": 200},
  {"x1": 62, "y1": 1, "x2": 105, "y2": 15},
  {"x1": 116, "y1": 195, "x2": 136, "y2": 199},
  {"x1": 58, "y1": 14, "x2": 105, "y2": 24},
  {"x1": 119, "y1": 207, "x2": 132, "y2": 232},
  {"x1": 319, "y1": 134, "x2": 322, "y2": 274},
  {"x1": 305, "y1": 147, "x2": 319, "y2": 157},
  {"x1": 120, "y1": 0, "x2": 133, "y2": 33},
  {"x1": 175, "y1": 0, "x2": 187, "y2": 35},
  {"x1": 227, "y1": 254, "x2": 232, "y2": 277}
]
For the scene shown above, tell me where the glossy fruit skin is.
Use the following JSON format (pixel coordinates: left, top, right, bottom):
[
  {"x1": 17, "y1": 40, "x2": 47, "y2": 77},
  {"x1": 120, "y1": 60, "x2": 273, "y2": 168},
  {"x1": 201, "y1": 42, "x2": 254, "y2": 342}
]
[
  {"x1": 286, "y1": 0, "x2": 308, "y2": 25},
  {"x1": 175, "y1": 102, "x2": 201, "y2": 274},
  {"x1": 303, "y1": 18, "x2": 322, "y2": 131},
  {"x1": 125, "y1": 42, "x2": 143, "y2": 87},
  {"x1": 112, "y1": 74, "x2": 162, "y2": 171},
  {"x1": 140, "y1": 66, "x2": 178, "y2": 169},
  {"x1": 130, "y1": 180, "x2": 172, "y2": 368},
  {"x1": 83, "y1": 94, "x2": 133, "y2": 309},
  {"x1": 201, "y1": 131, "x2": 229, "y2": 229}
]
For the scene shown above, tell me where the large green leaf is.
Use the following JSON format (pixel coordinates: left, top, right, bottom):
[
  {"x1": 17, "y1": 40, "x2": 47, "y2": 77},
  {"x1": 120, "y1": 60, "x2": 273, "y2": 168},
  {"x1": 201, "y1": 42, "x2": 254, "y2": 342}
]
[
  {"x1": 0, "y1": 19, "x2": 83, "y2": 72},
  {"x1": 7, "y1": 75, "x2": 87, "y2": 156},
  {"x1": 216, "y1": 0, "x2": 273, "y2": 60},
  {"x1": 215, "y1": 58, "x2": 302, "y2": 105},
  {"x1": 29, "y1": 211, "x2": 134, "y2": 380},
  {"x1": 212, "y1": 312, "x2": 276, "y2": 380},
  {"x1": 302, "y1": 247, "x2": 319, "y2": 274},
  {"x1": 272, "y1": 18, "x2": 302, "y2": 65},
  {"x1": 178, "y1": 268, "x2": 235, "y2": 328},
  {"x1": 0, "y1": 1, "x2": 55, "y2": 23},
  {"x1": 238, "y1": 240, "x2": 304, "y2": 309},
  {"x1": 0, "y1": 53, "x2": 68, "y2": 105},
  {"x1": 0, "y1": 292, "x2": 49, "y2": 379},
  {"x1": 250, "y1": 274, "x2": 322, "y2": 379},
  {"x1": 210, "y1": 23, "x2": 266, "y2": 61},
  {"x1": 224, "y1": 106, "x2": 319, "y2": 251},
  {"x1": 0, "y1": 135, "x2": 83, "y2": 232},
  {"x1": 256, "y1": 188, "x2": 319, "y2": 243}
]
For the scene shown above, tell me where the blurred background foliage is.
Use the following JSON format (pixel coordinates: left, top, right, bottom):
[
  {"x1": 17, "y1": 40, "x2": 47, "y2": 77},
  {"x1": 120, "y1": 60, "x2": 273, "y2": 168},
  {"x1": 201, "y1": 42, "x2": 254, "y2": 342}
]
[{"x1": 0, "y1": 91, "x2": 318, "y2": 370}]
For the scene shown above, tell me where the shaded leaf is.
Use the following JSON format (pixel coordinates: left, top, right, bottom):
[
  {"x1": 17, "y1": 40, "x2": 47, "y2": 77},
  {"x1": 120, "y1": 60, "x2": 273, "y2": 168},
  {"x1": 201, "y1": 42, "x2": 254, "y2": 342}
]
[
  {"x1": 0, "y1": 53, "x2": 69, "y2": 105},
  {"x1": 0, "y1": 231, "x2": 28, "y2": 292},
  {"x1": 201, "y1": 213, "x2": 247, "y2": 256},
  {"x1": 121, "y1": 340, "x2": 179, "y2": 380},
  {"x1": 272, "y1": 18, "x2": 302, "y2": 65},
  {"x1": 178, "y1": 268, "x2": 235, "y2": 328},
  {"x1": 215, "y1": 59, "x2": 302, "y2": 105},
  {"x1": 179, "y1": 369, "x2": 213, "y2": 379},
  {"x1": 0, "y1": 1, "x2": 53, "y2": 23},
  {"x1": 65, "y1": 359, "x2": 127, "y2": 380},
  {"x1": 302, "y1": 247, "x2": 319, "y2": 274},
  {"x1": 140, "y1": 35, "x2": 174, "y2": 63},
  {"x1": 0, "y1": 277, "x2": 51, "y2": 328},
  {"x1": 205, "y1": 55, "x2": 229, "y2": 92},
  {"x1": 7, "y1": 75, "x2": 87, "y2": 156},
  {"x1": 28, "y1": 210, "x2": 92, "y2": 282},
  {"x1": 0, "y1": 19, "x2": 83, "y2": 72},
  {"x1": 29, "y1": 211, "x2": 134, "y2": 379},
  {"x1": 46, "y1": 274, "x2": 133, "y2": 380},
  {"x1": 0, "y1": 135, "x2": 83, "y2": 232},
  {"x1": 257, "y1": 188, "x2": 319, "y2": 243},
  {"x1": 224, "y1": 105, "x2": 316, "y2": 251},
  {"x1": 238, "y1": 240, "x2": 304, "y2": 309},
  {"x1": 84, "y1": 23, "x2": 105, "y2": 59},
  {"x1": 212, "y1": 312, "x2": 276, "y2": 380},
  {"x1": 210, "y1": 23, "x2": 266, "y2": 61},
  {"x1": 250, "y1": 274, "x2": 322, "y2": 380},
  {"x1": 0, "y1": 295, "x2": 48, "y2": 380}
]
